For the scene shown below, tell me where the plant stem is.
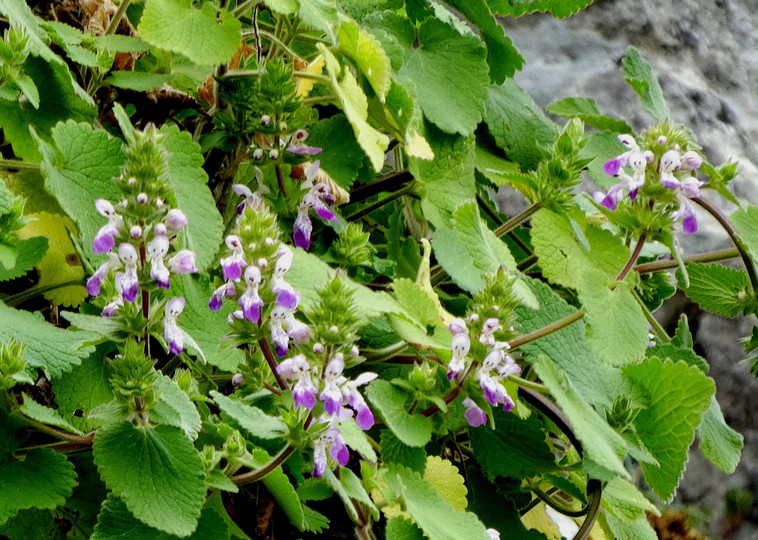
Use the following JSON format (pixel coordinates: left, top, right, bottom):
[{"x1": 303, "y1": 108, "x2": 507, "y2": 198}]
[
  {"x1": 633, "y1": 247, "x2": 739, "y2": 273},
  {"x1": 275, "y1": 164, "x2": 287, "y2": 197},
  {"x1": 421, "y1": 361, "x2": 477, "y2": 417},
  {"x1": 301, "y1": 95, "x2": 338, "y2": 105},
  {"x1": 17, "y1": 415, "x2": 94, "y2": 445},
  {"x1": 633, "y1": 291, "x2": 671, "y2": 343},
  {"x1": 232, "y1": 0, "x2": 257, "y2": 17},
  {"x1": 693, "y1": 196, "x2": 758, "y2": 297},
  {"x1": 494, "y1": 203, "x2": 540, "y2": 238},
  {"x1": 615, "y1": 233, "x2": 646, "y2": 282},
  {"x1": 242, "y1": 30, "x2": 300, "y2": 59},
  {"x1": 105, "y1": 0, "x2": 131, "y2": 35},
  {"x1": 508, "y1": 309, "x2": 585, "y2": 350},
  {"x1": 528, "y1": 484, "x2": 589, "y2": 517},
  {"x1": 511, "y1": 375, "x2": 549, "y2": 393},
  {"x1": 259, "y1": 338, "x2": 289, "y2": 390},
  {"x1": 231, "y1": 444, "x2": 295, "y2": 485},
  {"x1": 476, "y1": 194, "x2": 533, "y2": 255},
  {"x1": 0, "y1": 159, "x2": 40, "y2": 171},
  {"x1": 346, "y1": 184, "x2": 416, "y2": 222},
  {"x1": 349, "y1": 170, "x2": 413, "y2": 203},
  {"x1": 4, "y1": 280, "x2": 85, "y2": 307}
]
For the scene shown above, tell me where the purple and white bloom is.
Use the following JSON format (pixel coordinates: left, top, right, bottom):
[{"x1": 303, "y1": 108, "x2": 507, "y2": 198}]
[
  {"x1": 277, "y1": 354, "x2": 317, "y2": 409},
  {"x1": 238, "y1": 265, "x2": 264, "y2": 323},
  {"x1": 293, "y1": 183, "x2": 338, "y2": 250},
  {"x1": 129, "y1": 225, "x2": 142, "y2": 239},
  {"x1": 209, "y1": 281, "x2": 237, "y2": 311},
  {"x1": 154, "y1": 223, "x2": 167, "y2": 236},
  {"x1": 287, "y1": 130, "x2": 322, "y2": 155},
  {"x1": 320, "y1": 354, "x2": 346, "y2": 416},
  {"x1": 463, "y1": 397, "x2": 488, "y2": 428},
  {"x1": 117, "y1": 243, "x2": 139, "y2": 302},
  {"x1": 220, "y1": 235, "x2": 247, "y2": 281},
  {"x1": 136, "y1": 193, "x2": 148, "y2": 204},
  {"x1": 168, "y1": 250, "x2": 198, "y2": 274},
  {"x1": 343, "y1": 372, "x2": 377, "y2": 430},
  {"x1": 486, "y1": 529, "x2": 501, "y2": 540},
  {"x1": 312, "y1": 424, "x2": 349, "y2": 478},
  {"x1": 93, "y1": 199, "x2": 123, "y2": 254},
  {"x1": 602, "y1": 134, "x2": 642, "y2": 176},
  {"x1": 86, "y1": 252, "x2": 121, "y2": 297},
  {"x1": 271, "y1": 246, "x2": 300, "y2": 309},
  {"x1": 270, "y1": 305, "x2": 292, "y2": 356},
  {"x1": 659, "y1": 149, "x2": 703, "y2": 234},
  {"x1": 447, "y1": 333, "x2": 470, "y2": 381},
  {"x1": 165, "y1": 209, "x2": 188, "y2": 230},
  {"x1": 595, "y1": 134, "x2": 654, "y2": 210},
  {"x1": 479, "y1": 318, "x2": 501, "y2": 346},
  {"x1": 448, "y1": 318, "x2": 468, "y2": 336},
  {"x1": 164, "y1": 297, "x2": 186, "y2": 355},
  {"x1": 477, "y1": 350, "x2": 519, "y2": 412},
  {"x1": 232, "y1": 373, "x2": 244, "y2": 386},
  {"x1": 102, "y1": 273, "x2": 125, "y2": 317},
  {"x1": 148, "y1": 235, "x2": 171, "y2": 289},
  {"x1": 232, "y1": 184, "x2": 262, "y2": 215},
  {"x1": 284, "y1": 314, "x2": 311, "y2": 344}
]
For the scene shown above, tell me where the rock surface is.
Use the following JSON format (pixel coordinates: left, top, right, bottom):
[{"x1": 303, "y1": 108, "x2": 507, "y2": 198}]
[{"x1": 502, "y1": 1, "x2": 758, "y2": 537}]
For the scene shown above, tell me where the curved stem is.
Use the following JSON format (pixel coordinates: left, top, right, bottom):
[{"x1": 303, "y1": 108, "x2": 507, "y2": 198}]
[
  {"x1": 633, "y1": 248, "x2": 739, "y2": 274},
  {"x1": 17, "y1": 416, "x2": 95, "y2": 445},
  {"x1": 105, "y1": 0, "x2": 131, "y2": 35},
  {"x1": 243, "y1": 30, "x2": 300, "y2": 59},
  {"x1": 4, "y1": 280, "x2": 85, "y2": 307},
  {"x1": 508, "y1": 309, "x2": 585, "y2": 350},
  {"x1": 615, "y1": 233, "x2": 646, "y2": 283},
  {"x1": 494, "y1": 203, "x2": 540, "y2": 238},
  {"x1": 346, "y1": 184, "x2": 416, "y2": 222},
  {"x1": 573, "y1": 480, "x2": 602, "y2": 540},
  {"x1": 528, "y1": 484, "x2": 589, "y2": 518},
  {"x1": 275, "y1": 164, "x2": 287, "y2": 197},
  {"x1": 231, "y1": 444, "x2": 295, "y2": 485},
  {"x1": 633, "y1": 291, "x2": 671, "y2": 344},
  {"x1": 693, "y1": 196, "x2": 758, "y2": 296},
  {"x1": 421, "y1": 361, "x2": 478, "y2": 417},
  {"x1": 511, "y1": 375, "x2": 549, "y2": 394},
  {"x1": 349, "y1": 170, "x2": 413, "y2": 203},
  {"x1": 259, "y1": 338, "x2": 289, "y2": 390}
]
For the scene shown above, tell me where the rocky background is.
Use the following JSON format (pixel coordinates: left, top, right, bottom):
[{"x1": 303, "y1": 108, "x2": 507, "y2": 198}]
[{"x1": 501, "y1": 1, "x2": 758, "y2": 537}]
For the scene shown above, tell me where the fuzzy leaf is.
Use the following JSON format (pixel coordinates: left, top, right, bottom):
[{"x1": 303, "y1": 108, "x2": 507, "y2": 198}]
[
  {"x1": 153, "y1": 374, "x2": 202, "y2": 441},
  {"x1": 698, "y1": 397, "x2": 743, "y2": 474},
  {"x1": 366, "y1": 380, "x2": 432, "y2": 447},
  {"x1": 397, "y1": 19, "x2": 490, "y2": 136},
  {"x1": 380, "y1": 430, "x2": 427, "y2": 473},
  {"x1": 487, "y1": 0, "x2": 594, "y2": 18},
  {"x1": 621, "y1": 46, "x2": 670, "y2": 121},
  {"x1": 484, "y1": 80, "x2": 556, "y2": 170},
  {"x1": 307, "y1": 114, "x2": 366, "y2": 189},
  {"x1": 684, "y1": 263, "x2": 752, "y2": 317},
  {"x1": 319, "y1": 45, "x2": 389, "y2": 171},
  {"x1": 338, "y1": 19, "x2": 391, "y2": 100},
  {"x1": 470, "y1": 407, "x2": 556, "y2": 480},
  {"x1": 624, "y1": 357, "x2": 715, "y2": 501},
  {"x1": 53, "y1": 356, "x2": 113, "y2": 432},
  {"x1": 20, "y1": 395, "x2": 83, "y2": 435},
  {"x1": 138, "y1": 0, "x2": 242, "y2": 66},
  {"x1": 386, "y1": 516, "x2": 425, "y2": 540},
  {"x1": 0, "y1": 237, "x2": 48, "y2": 282},
  {"x1": 210, "y1": 391, "x2": 288, "y2": 440},
  {"x1": 424, "y1": 456, "x2": 468, "y2": 511},
  {"x1": 93, "y1": 422, "x2": 206, "y2": 537},
  {"x1": 0, "y1": 449, "x2": 77, "y2": 525},
  {"x1": 601, "y1": 477, "x2": 659, "y2": 523},
  {"x1": 0, "y1": 302, "x2": 94, "y2": 378},
  {"x1": 546, "y1": 97, "x2": 632, "y2": 133},
  {"x1": 106, "y1": 71, "x2": 171, "y2": 91},
  {"x1": 393, "y1": 278, "x2": 439, "y2": 326}
]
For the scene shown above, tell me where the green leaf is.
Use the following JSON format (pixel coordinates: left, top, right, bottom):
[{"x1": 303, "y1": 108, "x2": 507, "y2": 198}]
[
  {"x1": 0, "y1": 508, "x2": 64, "y2": 540},
  {"x1": 153, "y1": 373, "x2": 201, "y2": 440},
  {"x1": 210, "y1": 391, "x2": 288, "y2": 439},
  {"x1": 0, "y1": 302, "x2": 94, "y2": 378},
  {"x1": 601, "y1": 512, "x2": 657, "y2": 540},
  {"x1": 546, "y1": 97, "x2": 632, "y2": 133},
  {"x1": 623, "y1": 357, "x2": 715, "y2": 501},
  {"x1": 516, "y1": 277, "x2": 627, "y2": 408},
  {"x1": 683, "y1": 263, "x2": 752, "y2": 316},
  {"x1": 299, "y1": 0, "x2": 339, "y2": 43},
  {"x1": 582, "y1": 131, "x2": 627, "y2": 189},
  {"x1": 698, "y1": 396, "x2": 743, "y2": 474},
  {"x1": 484, "y1": 80, "x2": 557, "y2": 170},
  {"x1": 600, "y1": 477, "x2": 659, "y2": 523},
  {"x1": 645, "y1": 343, "x2": 708, "y2": 373},
  {"x1": 408, "y1": 125, "x2": 476, "y2": 229},
  {"x1": 160, "y1": 126, "x2": 224, "y2": 272},
  {"x1": 0, "y1": 449, "x2": 77, "y2": 525},
  {"x1": 424, "y1": 456, "x2": 468, "y2": 511},
  {"x1": 53, "y1": 355, "x2": 113, "y2": 432},
  {"x1": 92, "y1": 495, "x2": 229, "y2": 540},
  {"x1": 533, "y1": 357, "x2": 629, "y2": 479},
  {"x1": 94, "y1": 35, "x2": 153, "y2": 53},
  {"x1": 338, "y1": 19, "x2": 391, "y2": 100},
  {"x1": 393, "y1": 278, "x2": 439, "y2": 326},
  {"x1": 106, "y1": 71, "x2": 172, "y2": 91},
  {"x1": 38, "y1": 121, "x2": 124, "y2": 253},
  {"x1": 386, "y1": 516, "x2": 425, "y2": 540},
  {"x1": 340, "y1": 417, "x2": 377, "y2": 462},
  {"x1": 307, "y1": 114, "x2": 366, "y2": 189},
  {"x1": 0, "y1": 237, "x2": 48, "y2": 281},
  {"x1": 387, "y1": 208, "x2": 422, "y2": 280},
  {"x1": 578, "y1": 269, "x2": 648, "y2": 366},
  {"x1": 318, "y1": 44, "x2": 389, "y2": 171},
  {"x1": 442, "y1": 0, "x2": 524, "y2": 83},
  {"x1": 170, "y1": 275, "x2": 243, "y2": 371},
  {"x1": 397, "y1": 19, "x2": 490, "y2": 136},
  {"x1": 341, "y1": 467, "x2": 379, "y2": 518},
  {"x1": 19, "y1": 395, "x2": 83, "y2": 435},
  {"x1": 380, "y1": 430, "x2": 427, "y2": 473},
  {"x1": 253, "y1": 449, "x2": 306, "y2": 530},
  {"x1": 621, "y1": 46, "x2": 670, "y2": 121},
  {"x1": 138, "y1": 0, "x2": 242, "y2": 66},
  {"x1": 729, "y1": 205, "x2": 758, "y2": 271},
  {"x1": 93, "y1": 422, "x2": 206, "y2": 536},
  {"x1": 385, "y1": 465, "x2": 490, "y2": 540},
  {"x1": 470, "y1": 407, "x2": 556, "y2": 480},
  {"x1": 0, "y1": 244, "x2": 18, "y2": 270},
  {"x1": 531, "y1": 208, "x2": 628, "y2": 289},
  {"x1": 487, "y1": 0, "x2": 594, "y2": 18},
  {"x1": 0, "y1": 0, "x2": 57, "y2": 61},
  {"x1": 366, "y1": 380, "x2": 432, "y2": 447}
]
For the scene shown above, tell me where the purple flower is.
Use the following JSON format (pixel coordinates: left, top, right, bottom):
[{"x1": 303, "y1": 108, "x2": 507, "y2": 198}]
[
  {"x1": 275, "y1": 282, "x2": 300, "y2": 309},
  {"x1": 597, "y1": 135, "x2": 654, "y2": 208},
  {"x1": 320, "y1": 354, "x2": 345, "y2": 416},
  {"x1": 209, "y1": 281, "x2": 237, "y2": 311},
  {"x1": 232, "y1": 373, "x2": 244, "y2": 386},
  {"x1": 287, "y1": 129, "x2": 323, "y2": 156},
  {"x1": 165, "y1": 209, "x2": 188, "y2": 230},
  {"x1": 284, "y1": 314, "x2": 311, "y2": 344},
  {"x1": 220, "y1": 235, "x2": 247, "y2": 281},
  {"x1": 87, "y1": 252, "x2": 121, "y2": 297},
  {"x1": 312, "y1": 425, "x2": 349, "y2": 478},
  {"x1": 164, "y1": 297, "x2": 186, "y2": 355},
  {"x1": 116, "y1": 243, "x2": 139, "y2": 302},
  {"x1": 660, "y1": 150, "x2": 703, "y2": 234},
  {"x1": 277, "y1": 354, "x2": 317, "y2": 409},
  {"x1": 447, "y1": 333, "x2": 470, "y2": 381},
  {"x1": 148, "y1": 235, "x2": 171, "y2": 289},
  {"x1": 238, "y1": 266, "x2": 263, "y2": 323},
  {"x1": 343, "y1": 372, "x2": 377, "y2": 430},
  {"x1": 463, "y1": 397, "x2": 488, "y2": 428},
  {"x1": 292, "y1": 183, "x2": 338, "y2": 250},
  {"x1": 168, "y1": 250, "x2": 198, "y2": 274},
  {"x1": 232, "y1": 184, "x2": 263, "y2": 215},
  {"x1": 477, "y1": 350, "x2": 519, "y2": 412},
  {"x1": 270, "y1": 305, "x2": 291, "y2": 356},
  {"x1": 447, "y1": 318, "x2": 468, "y2": 335},
  {"x1": 93, "y1": 200, "x2": 123, "y2": 254}
]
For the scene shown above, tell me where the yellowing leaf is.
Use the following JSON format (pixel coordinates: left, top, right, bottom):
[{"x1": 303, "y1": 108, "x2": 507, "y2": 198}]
[
  {"x1": 296, "y1": 56, "x2": 325, "y2": 98},
  {"x1": 423, "y1": 456, "x2": 467, "y2": 511},
  {"x1": 18, "y1": 212, "x2": 86, "y2": 307},
  {"x1": 337, "y1": 19, "x2": 391, "y2": 101},
  {"x1": 405, "y1": 131, "x2": 434, "y2": 160}
]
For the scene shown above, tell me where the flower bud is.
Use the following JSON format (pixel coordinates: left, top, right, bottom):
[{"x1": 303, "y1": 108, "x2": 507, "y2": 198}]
[
  {"x1": 166, "y1": 209, "x2": 188, "y2": 230},
  {"x1": 155, "y1": 198, "x2": 165, "y2": 209},
  {"x1": 232, "y1": 373, "x2": 244, "y2": 386},
  {"x1": 137, "y1": 193, "x2": 148, "y2": 204},
  {"x1": 130, "y1": 225, "x2": 143, "y2": 238},
  {"x1": 268, "y1": 149, "x2": 279, "y2": 160},
  {"x1": 252, "y1": 148, "x2": 264, "y2": 160},
  {"x1": 154, "y1": 223, "x2": 167, "y2": 236},
  {"x1": 260, "y1": 115, "x2": 271, "y2": 126}
]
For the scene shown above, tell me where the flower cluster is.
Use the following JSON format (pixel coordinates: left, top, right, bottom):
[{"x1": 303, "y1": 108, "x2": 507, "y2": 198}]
[
  {"x1": 210, "y1": 192, "x2": 308, "y2": 357},
  {"x1": 248, "y1": 126, "x2": 322, "y2": 162},
  {"x1": 293, "y1": 161, "x2": 338, "y2": 250},
  {"x1": 594, "y1": 132, "x2": 703, "y2": 233}
]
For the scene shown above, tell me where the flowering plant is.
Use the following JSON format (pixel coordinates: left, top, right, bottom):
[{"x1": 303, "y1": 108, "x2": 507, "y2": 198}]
[{"x1": 0, "y1": 2, "x2": 754, "y2": 539}]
